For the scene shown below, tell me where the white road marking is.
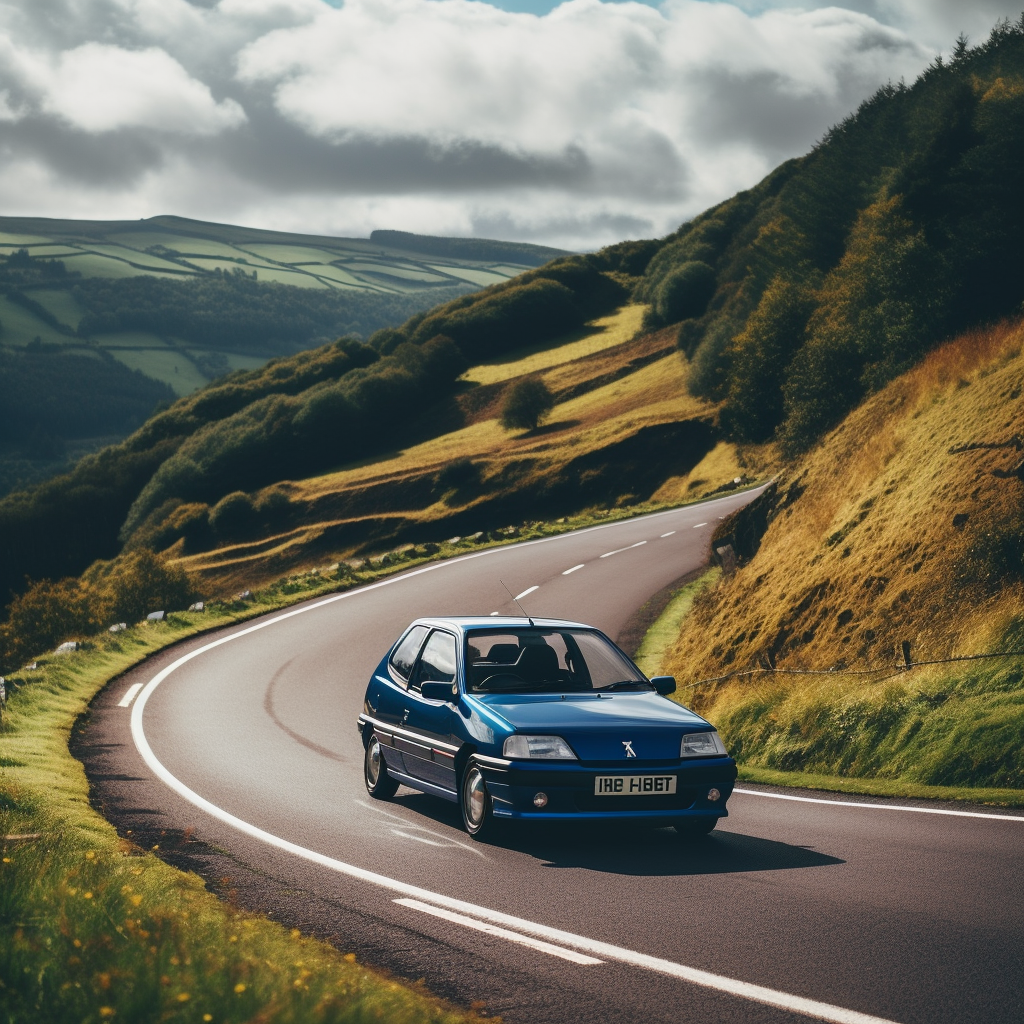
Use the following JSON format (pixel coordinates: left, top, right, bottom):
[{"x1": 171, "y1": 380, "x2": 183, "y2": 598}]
[
  {"x1": 394, "y1": 898, "x2": 604, "y2": 965},
  {"x1": 734, "y1": 788, "x2": 1024, "y2": 822},
  {"x1": 132, "y1": 618, "x2": 902, "y2": 1023},
  {"x1": 562, "y1": 564, "x2": 585, "y2": 575},
  {"x1": 391, "y1": 829, "x2": 447, "y2": 847},
  {"x1": 660, "y1": 531, "x2": 675, "y2": 537},
  {"x1": 599, "y1": 540, "x2": 647, "y2": 559},
  {"x1": 355, "y1": 800, "x2": 486, "y2": 858},
  {"x1": 490, "y1": 611, "x2": 500, "y2": 616},
  {"x1": 514, "y1": 586, "x2": 539, "y2": 600},
  {"x1": 117, "y1": 683, "x2": 144, "y2": 708},
  {"x1": 693, "y1": 522, "x2": 708, "y2": 528}
]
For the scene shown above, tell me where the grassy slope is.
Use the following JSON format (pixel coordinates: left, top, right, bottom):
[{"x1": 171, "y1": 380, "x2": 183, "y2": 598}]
[
  {"x1": 660, "y1": 318, "x2": 1024, "y2": 793},
  {"x1": 172, "y1": 305, "x2": 746, "y2": 593}
]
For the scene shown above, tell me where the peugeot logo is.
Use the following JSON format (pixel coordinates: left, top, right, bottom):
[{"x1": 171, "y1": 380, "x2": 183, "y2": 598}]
[{"x1": 622, "y1": 740, "x2": 636, "y2": 758}]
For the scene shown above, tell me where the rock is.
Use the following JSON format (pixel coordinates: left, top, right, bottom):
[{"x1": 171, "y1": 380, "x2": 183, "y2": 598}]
[
  {"x1": 468, "y1": 532, "x2": 484, "y2": 541},
  {"x1": 188, "y1": 602, "x2": 205, "y2": 613},
  {"x1": 109, "y1": 623, "x2": 128, "y2": 633},
  {"x1": 236, "y1": 590, "x2": 254, "y2": 602},
  {"x1": 446, "y1": 536, "x2": 462, "y2": 544},
  {"x1": 952, "y1": 513, "x2": 969, "y2": 529},
  {"x1": 24, "y1": 662, "x2": 38, "y2": 671},
  {"x1": 147, "y1": 610, "x2": 167, "y2": 622},
  {"x1": 55, "y1": 641, "x2": 80, "y2": 654},
  {"x1": 715, "y1": 544, "x2": 738, "y2": 574},
  {"x1": 0, "y1": 677, "x2": 6, "y2": 707}
]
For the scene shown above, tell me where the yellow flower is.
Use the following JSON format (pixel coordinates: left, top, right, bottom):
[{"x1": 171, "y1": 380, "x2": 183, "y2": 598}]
[
  {"x1": 99, "y1": 1009, "x2": 115, "y2": 1019},
  {"x1": 2, "y1": 857, "x2": 10, "y2": 864},
  {"x1": 176, "y1": 993, "x2": 190, "y2": 1003},
  {"x1": 290, "y1": 928, "x2": 301, "y2": 939},
  {"x1": 343, "y1": 953, "x2": 356, "y2": 963},
  {"x1": 233, "y1": 983, "x2": 246, "y2": 994},
  {"x1": 228, "y1": 935, "x2": 238, "y2": 943},
  {"x1": 131, "y1": 895, "x2": 142, "y2": 907},
  {"x1": 85, "y1": 851, "x2": 96, "y2": 860},
  {"x1": 73, "y1": 939, "x2": 82, "y2": 948},
  {"x1": 83, "y1": 892, "x2": 93, "y2": 900},
  {"x1": 203, "y1": 1016, "x2": 213, "y2": 1022}
]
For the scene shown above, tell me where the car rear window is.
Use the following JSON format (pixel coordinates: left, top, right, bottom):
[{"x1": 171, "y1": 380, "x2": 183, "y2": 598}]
[
  {"x1": 390, "y1": 625, "x2": 428, "y2": 682},
  {"x1": 465, "y1": 628, "x2": 649, "y2": 694}
]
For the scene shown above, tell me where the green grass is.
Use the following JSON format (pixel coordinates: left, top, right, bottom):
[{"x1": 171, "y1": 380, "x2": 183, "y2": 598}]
[
  {"x1": 94, "y1": 332, "x2": 170, "y2": 350},
  {"x1": 0, "y1": 584, "x2": 481, "y2": 1023},
  {"x1": 60, "y1": 254, "x2": 185, "y2": 280},
  {"x1": 424, "y1": 266, "x2": 509, "y2": 287},
  {"x1": 29, "y1": 289, "x2": 87, "y2": 330},
  {"x1": 635, "y1": 568, "x2": 721, "y2": 679},
  {"x1": 108, "y1": 349, "x2": 208, "y2": 396},
  {"x1": 0, "y1": 296, "x2": 72, "y2": 346},
  {"x1": 239, "y1": 244, "x2": 350, "y2": 265}
]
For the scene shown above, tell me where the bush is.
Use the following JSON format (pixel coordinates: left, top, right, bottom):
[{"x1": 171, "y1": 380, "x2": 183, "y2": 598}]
[
  {"x1": 86, "y1": 549, "x2": 199, "y2": 624},
  {"x1": 0, "y1": 578, "x2": 99, "y2": 671},
  {"x1": 209, "y1": 491, "x2": 259, "y2": 541},
  {"x1": 500, "y1": 378, "x2": 555, "y2": 432},
  {"x1": 655, "y1": 261, "x2": 717, "y2": 325}
]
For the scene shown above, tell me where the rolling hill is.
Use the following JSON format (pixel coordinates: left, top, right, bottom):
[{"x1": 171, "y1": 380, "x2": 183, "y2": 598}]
[{"x1": 0, "y1": 216, "x2": 568, "y2": 495}]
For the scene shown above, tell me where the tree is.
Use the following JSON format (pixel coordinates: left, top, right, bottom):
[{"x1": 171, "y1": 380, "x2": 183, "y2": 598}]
[{"x1": 500, "y1": 378, "x2": 555, "y2": 432}]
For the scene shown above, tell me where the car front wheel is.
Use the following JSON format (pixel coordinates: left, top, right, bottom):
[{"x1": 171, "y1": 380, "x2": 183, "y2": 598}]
[
  {"x1": 364, "y1": 734, "x2": 399, "y2": 799},
  {"x1": 460, "y1": 760, "x2": 498, "y2": 840}
]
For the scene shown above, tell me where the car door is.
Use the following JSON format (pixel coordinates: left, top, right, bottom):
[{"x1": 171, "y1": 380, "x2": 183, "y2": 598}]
[
  {"x1": 401, "y1": 628, "x2": 460, "y2": 793},
  {"x1": 372, "y1": 623, "x2": 429, "y2": 775}
]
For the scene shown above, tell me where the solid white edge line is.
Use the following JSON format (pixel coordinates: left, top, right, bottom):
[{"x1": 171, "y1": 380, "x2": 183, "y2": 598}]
[
  {"x1": 514, "y1": 585, "x2": 539, "y2": 600},
  {"x1": 394, "y1": 899, "x2": 603, "y2": 965},
  {"x1": 562, "y1": 564, "x2": 585, "y2": 575},
  {"x1": 734, "y1": 788, "x2": 1024, "y2": 822},
  {"x1": 117, "y1": 682, "x2": 144, "y2": 708}
]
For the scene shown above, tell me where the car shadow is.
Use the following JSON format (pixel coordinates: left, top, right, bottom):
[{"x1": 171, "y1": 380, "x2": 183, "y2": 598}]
[{"x1": 391, "y1": 793, "x2": 844, "y2": 876}]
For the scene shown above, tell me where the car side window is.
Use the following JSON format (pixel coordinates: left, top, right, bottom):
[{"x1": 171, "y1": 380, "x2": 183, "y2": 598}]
[
  {"x1": 389, "y1": 625, "x2": 429, "y2": 686},
  {"x1": 411, "y1": 630, "x2": 458, "y2": 692}
]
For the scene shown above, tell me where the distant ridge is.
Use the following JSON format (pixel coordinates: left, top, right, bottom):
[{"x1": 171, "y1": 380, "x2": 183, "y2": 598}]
[{"x1": 370, "y1": 229, "x2": 570, "y2": 267}]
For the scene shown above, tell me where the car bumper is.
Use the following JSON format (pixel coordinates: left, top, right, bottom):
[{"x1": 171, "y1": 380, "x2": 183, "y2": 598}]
[{"x1": 478, "y1": 756, "x2": 737, "y2": 823}]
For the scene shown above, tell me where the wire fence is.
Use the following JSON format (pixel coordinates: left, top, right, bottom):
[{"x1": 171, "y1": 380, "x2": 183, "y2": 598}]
[{"x1": 679, "y1": 648, "x2": 1024, "y2": 693}]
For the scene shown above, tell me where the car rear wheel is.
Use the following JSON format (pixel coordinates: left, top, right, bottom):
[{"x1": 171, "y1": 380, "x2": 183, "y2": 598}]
[
  {"x1": 673, "y1": 818, "x2": 717, "y2": 837},
  {"x1": 364, "y1": 734, "x2": 399, "y2": 799},
  {"x1": 460, "y1": 760, "x2": 498, "y2": 840}
]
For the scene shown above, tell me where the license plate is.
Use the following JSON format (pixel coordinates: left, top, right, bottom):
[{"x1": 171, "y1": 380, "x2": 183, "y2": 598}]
[{"x1": 594, "y1": 774, "x2": 677, "y2": 795}]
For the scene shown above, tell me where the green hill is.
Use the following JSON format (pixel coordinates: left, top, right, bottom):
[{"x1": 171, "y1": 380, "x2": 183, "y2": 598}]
[{"x1": 0, "y1": 216, "x2": 568, "y2": 495}]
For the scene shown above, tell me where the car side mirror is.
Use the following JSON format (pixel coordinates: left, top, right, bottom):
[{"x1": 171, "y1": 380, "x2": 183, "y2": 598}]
[
  {"x1": 650, "y1": 675, "x2": 676, "y2": 695},
  {"x1": 420, "y1": 681, "x2": 457, "y2": 702}
]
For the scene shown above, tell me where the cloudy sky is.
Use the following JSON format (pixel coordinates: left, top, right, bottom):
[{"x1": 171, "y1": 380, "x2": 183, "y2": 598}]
[{"x1": 0, "y1": 0, "x2": 1020, "y2": 250}]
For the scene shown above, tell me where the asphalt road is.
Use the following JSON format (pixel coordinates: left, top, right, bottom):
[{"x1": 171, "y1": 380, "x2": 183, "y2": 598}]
[{"x1": 78, "y1": 490, "x2": 1024, "y2": 1024}]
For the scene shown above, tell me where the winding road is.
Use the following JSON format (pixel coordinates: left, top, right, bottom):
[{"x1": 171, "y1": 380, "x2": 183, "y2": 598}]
[{"x1": 79, "y1": 490, "x2": 1024, "y2": 1024}]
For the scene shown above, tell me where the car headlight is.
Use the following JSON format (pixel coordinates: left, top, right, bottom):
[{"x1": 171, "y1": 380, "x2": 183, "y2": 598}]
[
  {"x1": 681, "y1": 730, "x2": 727, "y2": 757},
  {"x1": 503, "y1": 735, "x2": 577, "y2": 760}
]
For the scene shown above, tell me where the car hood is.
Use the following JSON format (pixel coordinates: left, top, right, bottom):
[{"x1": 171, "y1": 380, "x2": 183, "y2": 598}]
[{"x1": 476, "y1": 691, "x2": 712, "y2": 762}]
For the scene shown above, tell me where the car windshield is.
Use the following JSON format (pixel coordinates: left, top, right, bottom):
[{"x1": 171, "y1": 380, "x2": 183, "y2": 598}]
[{"x1": 465, "y1": 628, "x2": 651, "y2": 694}]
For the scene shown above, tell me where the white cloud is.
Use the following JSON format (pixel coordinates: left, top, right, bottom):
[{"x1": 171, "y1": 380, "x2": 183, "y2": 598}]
[
  {"x1": 42, "y1": 43, "x2": 246, "y2": 134},
  {"x1": 0, "y1": 0, "x2": 942, "y2": 249}
]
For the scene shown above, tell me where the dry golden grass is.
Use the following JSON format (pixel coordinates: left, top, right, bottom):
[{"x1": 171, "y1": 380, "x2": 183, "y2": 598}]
[
  {"x1": 460, "y1": 303, "x2": 647, "y2": 384},
  {"x1": 665, "y1": 317, "x2": 1024, "y2": 687}
]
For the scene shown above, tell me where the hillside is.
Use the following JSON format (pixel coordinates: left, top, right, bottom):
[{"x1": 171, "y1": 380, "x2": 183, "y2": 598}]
[
  {"x1": 663, "y1": 318, "x2": 1024, "y2": 789},
  {"x1": 0, "y1": 216, "x2": 566, "y2": 495}
]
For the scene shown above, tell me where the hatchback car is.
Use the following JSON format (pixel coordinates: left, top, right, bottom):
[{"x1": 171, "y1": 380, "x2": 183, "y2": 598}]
[{"x1": 358, "y1": 616, "x2": 736, "y2": 839}]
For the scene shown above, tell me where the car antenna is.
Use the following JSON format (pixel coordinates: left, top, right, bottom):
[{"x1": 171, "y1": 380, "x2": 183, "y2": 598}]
[{"x1": 499, "y1": 579, "x2": 534, "y2": 625}]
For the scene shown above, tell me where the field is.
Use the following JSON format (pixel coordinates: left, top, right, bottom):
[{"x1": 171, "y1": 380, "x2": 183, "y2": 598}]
[{"x1": 0, "y1": 213, "x2": 563, "y2": 394}]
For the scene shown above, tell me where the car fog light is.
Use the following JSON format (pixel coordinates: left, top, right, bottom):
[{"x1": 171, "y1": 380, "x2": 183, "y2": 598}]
[
  {"x1": 533, "y1": 792, "x2": 548, "y2": 808},
  {"x1": 707, "y1": 788, "x2": 721, "y2": 802}
]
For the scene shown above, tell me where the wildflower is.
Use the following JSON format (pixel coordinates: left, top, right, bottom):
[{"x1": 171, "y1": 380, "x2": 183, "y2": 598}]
[
  {"x1": 228, "y1": 935, "x2": 238, "y2": 943},
  {"x1": 73, "y1": 939, "x2": 82, "y2": 948},
  {"x1": 99, "y1": 1008, "x2": 115, "y2": 1019},
  {"x1": 131, "y1": 895, "x2": 142, "y2": 907},
  {"x1": 343, "y1": 953, "x2": 356, "y2": 963},
  {"x1": 2, "y1": 857, "x2": 10, "y2": 864},
  {"x1": 233, "y1": 983, "x2": 246, "y2": 994},
  {"x1": 290, "y1": 928, "x2": 301, "y2": 939},
  {"x1": 85, "y1": 851, "x2": 96, "y2": 860},
  {"x1": 176, "y1": 993, "x2": 190, "y2": 1003},
  {"x1": 84, "y1": 892, "x2": 93, "y2": 900},
  {"x1": 203, "y1": 1016, "x2": 213, "y2": 1022}
]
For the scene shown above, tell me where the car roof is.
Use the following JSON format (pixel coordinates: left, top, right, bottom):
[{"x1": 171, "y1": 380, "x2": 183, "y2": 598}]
[{"x1": 410, "y1": 615, "x2": 595, "y2": 634}]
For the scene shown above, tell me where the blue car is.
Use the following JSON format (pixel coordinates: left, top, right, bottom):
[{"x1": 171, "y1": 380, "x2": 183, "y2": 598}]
[{"x1": 358, "y1": 616, "x2": 737, "y2": 840}]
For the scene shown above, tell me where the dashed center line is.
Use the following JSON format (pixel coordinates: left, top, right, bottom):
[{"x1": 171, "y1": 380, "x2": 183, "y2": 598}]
[
  {"x1": 514, "y1": 585, "x2": 539, "y2": 601},
  {"x1": 660, "y1": 531, "x2": 676, "y2": 538},
  {"x1": 599, "y1": 541, "x2": 647, "y2": 558},
  {"x1": 394, "y1": 899, "x2": 604, "y2": 966},
  {"x1": 562, "y1": 564, "x2": 585, "y2": 575},
  {"x1": 118, "y1": 682, "x2": 144, "y2": 708},
  {"x1": 693, "y1": 522, "x2": 708, "y2": 528}
]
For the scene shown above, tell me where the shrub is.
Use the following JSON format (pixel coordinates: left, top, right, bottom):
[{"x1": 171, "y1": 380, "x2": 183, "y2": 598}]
[
  {"x1": 209, "y1": 491, "x2": 259, "y2": 541},
  {"x1": 655, "y1": 261, "x2": 717, "y2": 325},
  {"x1": 0, "y1": 578, "x2": 100, "y2": 671},
  {"x1": 87, "y1": 549, "x2": 199, "y2": 624},
  {"x1": 500, "y1": 378, "x2": 555, "y2": 432}
]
